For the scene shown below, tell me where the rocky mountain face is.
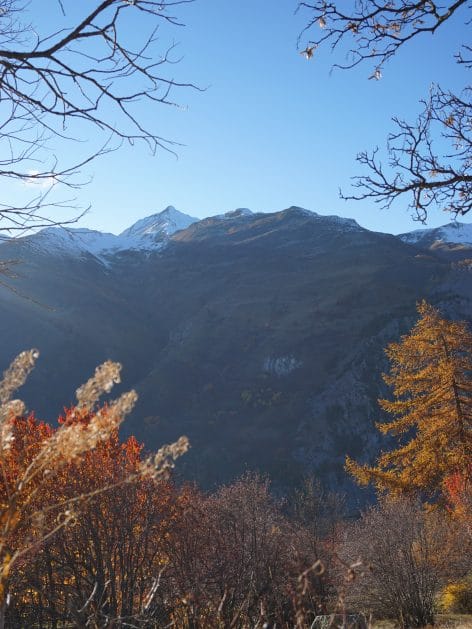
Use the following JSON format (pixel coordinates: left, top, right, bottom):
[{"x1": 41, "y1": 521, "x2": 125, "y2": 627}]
[{"x1": 1, "y1": 207, "x2": 471, "y2": 498}]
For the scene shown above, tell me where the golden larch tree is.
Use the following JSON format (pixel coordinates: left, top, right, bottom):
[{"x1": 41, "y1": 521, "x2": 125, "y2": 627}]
[{"x1": 346, "y1": 301, "x2": 472, "y2": 498}]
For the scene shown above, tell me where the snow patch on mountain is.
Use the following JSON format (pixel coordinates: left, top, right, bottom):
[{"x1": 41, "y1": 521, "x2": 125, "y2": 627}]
[
  {"x1": 26, "y1": 227, "x2": 120, "y2": 256},
  {"x1": 286, "y1": 206, "x2": 364, "y2": 232},
  {"x1": 400, "y1": 222, "x2": 472, "y2": 246},
  {"x1": 320, "y1": 214, "x2": 363, "y2": 232},
  {"x1": 214, "y1": 208, "x2": 254, "y2": 220}
]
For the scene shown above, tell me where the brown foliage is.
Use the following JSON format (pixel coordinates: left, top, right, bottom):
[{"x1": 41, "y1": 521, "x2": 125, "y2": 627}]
[
  {"x1": 8, "y1": 409, "x2": 186, "y2": 627},
  {"x1": 163, "y1": 474, "x2": 331, "y2": 628},
  {"x1": 340, "y1": 498, "x2": 469, "y2": 628},
  {"x1": 6, "y1": 470, "x2": 339, "y2": 628}
]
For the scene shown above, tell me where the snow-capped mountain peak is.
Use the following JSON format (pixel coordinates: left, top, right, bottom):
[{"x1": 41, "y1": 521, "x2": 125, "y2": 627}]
[
  {"x1": 26, "y1": 226, "x2": 121, "y2": 257},
  {"x1": 400, "y1": 221, "x2": 472, "y2": 247},
  {"x1": 10, "y1": 207, "x2": 471, "y2": 266},
  {"x1": 13, "y1": 207, "x2": 198, "y2": 262},
  {"x1": 120, "y1": 206, "x2": 197, "y2": 238}
]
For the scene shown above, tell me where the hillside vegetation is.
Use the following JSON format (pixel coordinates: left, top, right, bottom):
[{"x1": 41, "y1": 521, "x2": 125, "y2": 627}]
[{"x1": 0, "y1": 303, "x2": 470, "y2": 628}]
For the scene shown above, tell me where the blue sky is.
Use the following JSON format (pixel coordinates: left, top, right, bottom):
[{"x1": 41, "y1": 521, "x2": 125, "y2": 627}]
[{"x1": 9, "y1": 0, "x2": 470, "y2": 235}]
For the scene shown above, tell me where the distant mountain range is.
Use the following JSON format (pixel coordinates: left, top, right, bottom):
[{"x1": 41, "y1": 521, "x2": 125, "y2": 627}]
[
  {"x1": 25, "y1": 206, "x2": 197, "y2": 258},
  {"x1": 1, "y1": 207, "x2": 471, "y2": 498},
  {"x1": 14, "y1": 204, "x2": 472, "y2": 259}
]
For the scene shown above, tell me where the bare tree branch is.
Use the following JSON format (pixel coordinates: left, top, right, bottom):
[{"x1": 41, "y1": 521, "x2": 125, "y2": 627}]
[
  {"x1": 0, "y1": 0, "x2": 197, "y2": 235},
  {"x1": 298, "y1": 0, "x2": 468, "y2": 73},
  {"x1": 298, "y1": 1, "x2": 471, "y2": 221},
  {"x1": 342, "y1": 85, "x2": 472, "y2": 221}
]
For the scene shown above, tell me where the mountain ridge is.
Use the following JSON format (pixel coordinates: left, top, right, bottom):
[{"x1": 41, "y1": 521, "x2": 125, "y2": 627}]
[
  {"x1": 0, "y1": 205, "x2": 471, "y2": 496},
  {"x1": 5, "y1": 206, "x2": 472, "y2": 259},
  {"x1": 11, "y1": 206, "x2": 198, "y2": 260}
]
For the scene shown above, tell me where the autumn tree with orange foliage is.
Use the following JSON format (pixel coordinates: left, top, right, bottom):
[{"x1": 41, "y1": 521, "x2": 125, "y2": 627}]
[
  {"x1": 445, "y1": 467, "x2": 472, "y2": 535},
  {"x1": 346, "y1": 301, "x2": 472, "y2": 499},
  {"x1": 8, "y1": 408, "x2": 189, "y2": 627},
  {"x1": 0, "y1": 352, "x2": 188, "y2": 628}
]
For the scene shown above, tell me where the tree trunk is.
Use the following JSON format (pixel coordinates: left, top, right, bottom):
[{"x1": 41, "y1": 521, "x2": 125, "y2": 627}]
[{"x1": 0, "y1": 596, "x2": 6, "y2": 629}]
